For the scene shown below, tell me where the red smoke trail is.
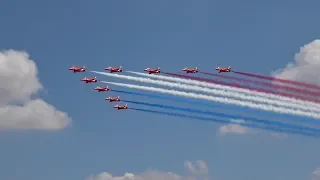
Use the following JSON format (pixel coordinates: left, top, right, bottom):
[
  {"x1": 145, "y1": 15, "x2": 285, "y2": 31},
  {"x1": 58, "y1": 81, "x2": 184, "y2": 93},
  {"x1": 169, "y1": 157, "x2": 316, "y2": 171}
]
[
  {"x1": 162, "y1": 72, "x2": 320, "y2": 104},
  {"x1": 232, "y1": 71, "x2": 320, "y2": 91},
  {"x1": 199, "y1": 72, "x2": 320, "y2": 97}
]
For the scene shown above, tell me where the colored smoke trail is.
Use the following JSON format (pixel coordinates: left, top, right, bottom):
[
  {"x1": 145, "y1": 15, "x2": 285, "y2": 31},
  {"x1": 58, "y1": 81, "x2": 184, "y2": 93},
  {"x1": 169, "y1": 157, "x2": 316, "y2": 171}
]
[
  {"x1": 232, "y1": 71, "x2": 320, "y2": 91},
  {"x1": 95, "y1": 71, "x2": 320, "y2": 116},
  {"x1": 103, "y1": 81, "x2": 320, "y2": 119},
  {"x1": 112, "y1": 89, "x2": 236, "y2": 108},
  {"x1": 126, "y1": 71, "x2": 320, "y2": 111},
  {"x1": 129, "y1": 108, "x2": 320, "y2": 138},
  {"x1": 110, "y1": 89, "x2": 320, "y2": 124},
  {"x1": 111, "y1": 89, "x2": 273, "y2": 115},
  {"x1": 199, "y1": 71, "x2": 320, "y2": 97},
  {"x1": 123, "y1": 100, "x2": 320, "y2": 133},
  {"x1": 163, "y1": 72, "x2": 320, "y2": 104}
]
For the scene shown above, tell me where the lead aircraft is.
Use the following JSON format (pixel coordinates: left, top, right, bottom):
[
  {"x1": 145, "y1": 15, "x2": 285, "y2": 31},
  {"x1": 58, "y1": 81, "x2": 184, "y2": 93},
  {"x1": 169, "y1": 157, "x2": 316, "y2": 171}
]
[{"x1": 68, "y1": 66, "x2": 86, "y2": 73}]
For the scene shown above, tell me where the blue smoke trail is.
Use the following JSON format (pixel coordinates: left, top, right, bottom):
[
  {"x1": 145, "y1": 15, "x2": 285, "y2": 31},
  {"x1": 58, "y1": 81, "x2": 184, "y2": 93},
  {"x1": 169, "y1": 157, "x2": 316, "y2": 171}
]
[
  {"x1": 129, "y1": 107, "x2": 319, "y2": 138},
  {"x1": 123, "y1": 100, "x2": 320, "y2": 133},
  {"x1": 110, "y1": 89, "x2": 320, "y2": 125}
]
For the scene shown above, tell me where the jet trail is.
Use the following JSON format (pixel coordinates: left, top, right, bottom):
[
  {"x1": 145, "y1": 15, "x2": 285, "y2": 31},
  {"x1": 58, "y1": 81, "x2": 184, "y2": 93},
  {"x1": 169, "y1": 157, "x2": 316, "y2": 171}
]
[
  {"x1": 111, "y1": 89, "x2": 320, "y2": 125},
  {"x1": 92, "y1": 71, "x2": 320, "y2": 115},
  {"x1": 123, "y1": 100, "x2": 320, "y2": 133},
  {"x1": 102, "y1": 81, "x2": 320, "y2": 119},
  {"x1": 199, "y1": 71, "x2": 320, "y2": 97},
  {"x1": 126, "y1": 71, "x2": 320, "y2": 111},
  {"x1": 164, "y1": 72, "x2": 320, "y2": 104},
  {"x1": 130, "y1": 108, "x2": 320, "y2": 138},
  {"x1": 232, "y1": 70, "x2": 320, "y2": 91}
]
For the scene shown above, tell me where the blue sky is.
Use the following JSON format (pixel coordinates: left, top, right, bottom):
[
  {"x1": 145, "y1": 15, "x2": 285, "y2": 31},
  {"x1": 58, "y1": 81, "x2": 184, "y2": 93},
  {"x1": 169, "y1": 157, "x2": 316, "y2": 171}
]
[{"x1": 1, "y1": 0, "x2": 320, "y2": 179}]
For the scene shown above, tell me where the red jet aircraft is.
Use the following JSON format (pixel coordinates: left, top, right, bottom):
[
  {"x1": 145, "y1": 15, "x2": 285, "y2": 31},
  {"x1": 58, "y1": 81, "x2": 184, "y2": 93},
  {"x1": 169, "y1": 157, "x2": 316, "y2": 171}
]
[
  {"x1": 182, "y1": 67, "x2": 198, "y2": 73},
  {"x1": 105, "y1": 96, "x2": 120, "y2": 102},
  {"x1": 94, "y1": 86, "x2": 109, "y2": 92},
  {"x1": 68, "y1": 66, "x2": 86, "y2": 73},
  {"x1": 144, "y1": 67, "x2": 160, "y2": 74},
  {"x1": 81, "y1": 77, "x2": 97, "y2": 83},
  {"x1": 113, "y1": 104, "x2": 128, "y2": 110},
  {"x1": 215, "y1": 66, "x2": 231, "y2": 73},
  {"x1": 105, "y1": 66, "x2": 122, "y2": 73}
]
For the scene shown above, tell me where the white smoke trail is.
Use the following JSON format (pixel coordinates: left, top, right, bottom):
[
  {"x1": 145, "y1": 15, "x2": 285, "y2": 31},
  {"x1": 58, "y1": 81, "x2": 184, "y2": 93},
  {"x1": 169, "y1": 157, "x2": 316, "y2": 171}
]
[
  {"x1": 92, "y1": 71, "x2": 320, "y2": 114},
  {"x1": 126, "y1": 71, "x2": 320, "y2": 110},
  {"x1": 101, "y1": 81, "x2": 320, "y2": 119}
]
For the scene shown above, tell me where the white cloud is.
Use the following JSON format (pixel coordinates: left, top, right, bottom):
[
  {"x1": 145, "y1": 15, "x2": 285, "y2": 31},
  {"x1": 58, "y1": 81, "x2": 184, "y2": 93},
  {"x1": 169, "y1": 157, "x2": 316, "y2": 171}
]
[
  {"x1": 272, "y1": 39, "x2": 320, "y2": 84},
  {"x1": 0, "y1": 50, "x2": 71, "y2": 130},
  {"x1": 218, "y1": 120, "x2": 289, "y2": 138},
  {"x1": 184, "y1": 160, "x2": 208, "y2": 177},
  {"x1": 218, "y1": 124, "x2": 249, "y2": 135},
  {"x1": 312, "y1": 168, "x2": 320, "y2": 180},
  {"x1": 85, "y1": 160, "x2": 209, "y2": 180},
  {"x1": 218, "y1": 119, "x2": 250, "y2": 135}
]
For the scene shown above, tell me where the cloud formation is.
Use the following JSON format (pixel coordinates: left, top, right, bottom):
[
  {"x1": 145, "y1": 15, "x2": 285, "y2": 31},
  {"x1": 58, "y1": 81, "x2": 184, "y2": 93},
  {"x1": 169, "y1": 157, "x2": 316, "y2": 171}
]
[
  {"x1": 85, "y1": 160, "x2": 209, "y2": 180},
  {"x1": 218, "y1": 119, "x2": 250, "y2": 135},
  {"x1": 272, "y1": 39, "x2": 320, "y2": 85},
  {"x1": 0, "y1": 50, "x2": 71, "y2": 130},
  {"x1": 312, "y1": 168, "x2": 320, "y2": 180},
  {"x1": 218, "y1": 119, "x2": 288, "y2": 138}
]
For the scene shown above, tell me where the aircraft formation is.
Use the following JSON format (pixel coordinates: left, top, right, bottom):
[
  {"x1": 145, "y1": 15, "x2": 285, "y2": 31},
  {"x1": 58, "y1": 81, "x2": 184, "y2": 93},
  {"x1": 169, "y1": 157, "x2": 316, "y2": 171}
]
[
  {"x1": 67, "y1": 64, "x2": 320, "y2": 138},
  {"x1": 68, "y1": 65, "x2": 123, "y2": 110},
  {"x1": 68, "y1": 65, "x2": 230, "y2": 110}
]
